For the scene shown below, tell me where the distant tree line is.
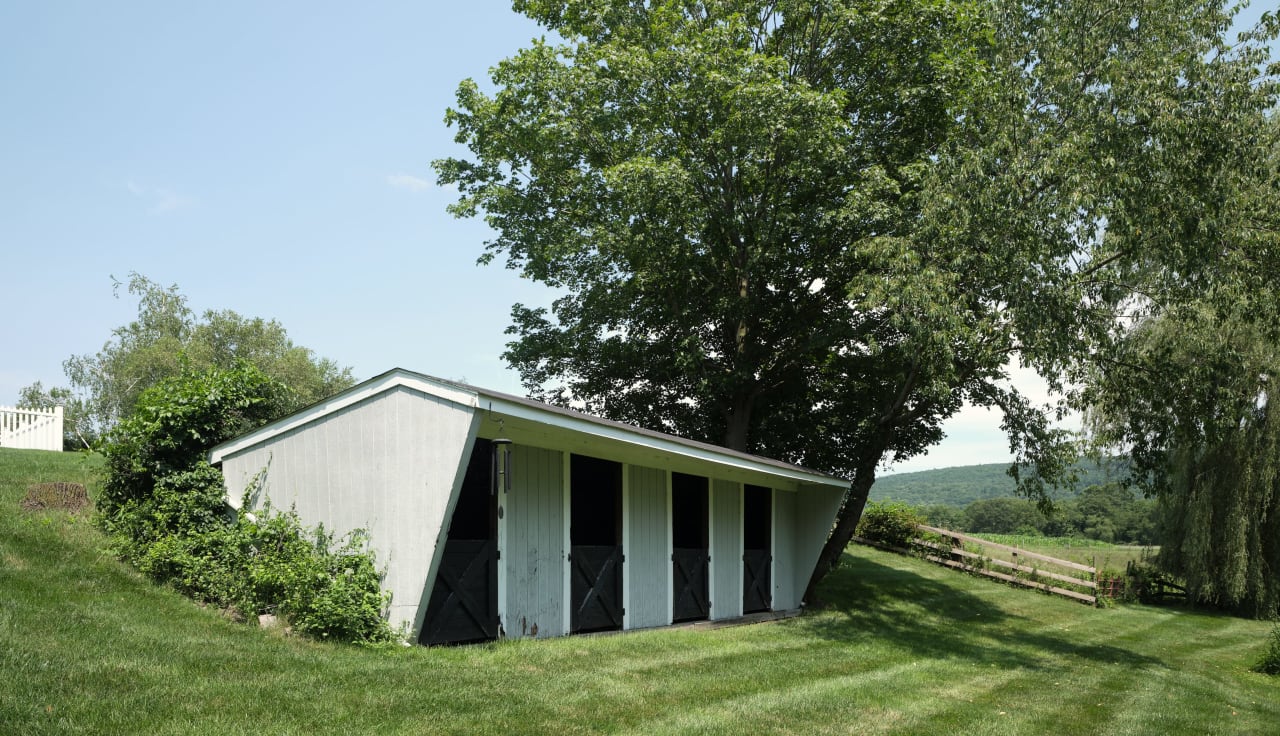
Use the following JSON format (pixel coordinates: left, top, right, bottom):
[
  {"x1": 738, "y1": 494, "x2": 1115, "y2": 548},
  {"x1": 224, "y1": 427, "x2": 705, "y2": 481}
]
[
  {"x1": 871, "y1": 460, "x2": 1128, "y2": 508},
  {"x1": 917, "y1": 482, "x2": 1159, "y2": 545},
  {"x1": 19, "y1": 273, "x2": 354, "y2": 449}
]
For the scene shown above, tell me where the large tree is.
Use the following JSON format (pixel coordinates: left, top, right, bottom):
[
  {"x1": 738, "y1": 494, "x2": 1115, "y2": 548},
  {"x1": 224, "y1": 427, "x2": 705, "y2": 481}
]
[
  {"x1": 23, "y1": 273, "x2": 355, "y2": 446},
  {"x1": 437, "y1": 0, "x2": 1278, "y2": 600},
  {"x1": 1087, "y1": 292, "x2": 1280, "y2": 616}
]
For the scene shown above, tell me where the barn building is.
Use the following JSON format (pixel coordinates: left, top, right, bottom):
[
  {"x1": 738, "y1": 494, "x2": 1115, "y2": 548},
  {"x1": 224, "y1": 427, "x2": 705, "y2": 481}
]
[{"x1": 208, "y1": 369, "x2": 847, "y2": 644}]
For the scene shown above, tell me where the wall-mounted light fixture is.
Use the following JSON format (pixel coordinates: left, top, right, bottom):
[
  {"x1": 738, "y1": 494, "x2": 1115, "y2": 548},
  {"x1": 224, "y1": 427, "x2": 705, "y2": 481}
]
[{"x1": 491, "y1": 438, "x2": 513, "y2": 495}]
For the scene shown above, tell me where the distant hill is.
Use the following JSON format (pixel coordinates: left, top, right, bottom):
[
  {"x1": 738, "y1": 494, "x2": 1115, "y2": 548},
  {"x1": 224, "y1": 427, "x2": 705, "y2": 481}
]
[{"x1": 869, "y1": 459, "x2": 1129, "y2": 507}]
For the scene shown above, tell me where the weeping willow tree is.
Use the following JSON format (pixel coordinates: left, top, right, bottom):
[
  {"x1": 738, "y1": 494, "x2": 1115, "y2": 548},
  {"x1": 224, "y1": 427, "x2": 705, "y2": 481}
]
[{"x1": 1088, "y1": 298, "x2": 1280, "y2": 617}]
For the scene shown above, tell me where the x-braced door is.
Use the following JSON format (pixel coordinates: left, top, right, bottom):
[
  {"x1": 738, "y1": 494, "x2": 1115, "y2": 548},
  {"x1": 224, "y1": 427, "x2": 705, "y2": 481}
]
[
  {"x1": 742, "y1": 549, "x2": 771, "y2": 613},
  {"x1": 671, "y1": 472, "x2": 710, "y2": 622},
  {"x1": 743, "y1": 484, "x2": 772, "y2": 614},
  {"x1": 421, "y1": 538, "x2": 498, "y2": 645},
  {"x1": 420, "y1": 439, "x2": 499, "y2": 645},
  {"x1": 570, "y1": 454, "x2": 624, "y2": 634},
  {"x1": 570, "y1": 545, "x2": 624, "y2": 632},
  {"x1": 672, "y1": 548, "x2": 709, "y2": 621}
]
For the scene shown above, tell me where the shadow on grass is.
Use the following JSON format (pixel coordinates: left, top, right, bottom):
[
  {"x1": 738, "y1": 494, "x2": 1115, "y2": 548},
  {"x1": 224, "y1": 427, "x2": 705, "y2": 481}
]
[{"x1": 800, "y1": 549, "x2": 1165, "y2": 671}]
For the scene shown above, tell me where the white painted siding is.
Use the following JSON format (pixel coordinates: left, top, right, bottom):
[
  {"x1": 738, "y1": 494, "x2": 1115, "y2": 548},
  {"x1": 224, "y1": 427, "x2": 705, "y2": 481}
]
[
  {"x1": 710, "y1": 478, "x2": 742, "y2": 620},
  {"x1": 503, "y1": 444, "x2": 566, "y2": 639},
  {"x1": 218, "y1": 386, "x2": 480, "y2": 633},
  {"x1": 772, "y1": 489, "x2": 798, "y2": 610},
  {"x1": 626, "y1": 464, "x2": 669, "y2": 629},
  {"x1": 794, "y1": 483, "x2": 847, "y2": 600}
]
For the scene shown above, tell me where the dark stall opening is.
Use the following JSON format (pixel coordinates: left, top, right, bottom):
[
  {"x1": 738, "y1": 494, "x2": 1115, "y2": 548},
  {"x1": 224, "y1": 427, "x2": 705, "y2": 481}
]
[
  {"x1": 420, "y1": 439, "x2": 499, "y2": 646},
  {"x1": 671, "y1": 472, "x2": 710, "y2": 623},
  {"x1": 570, "y1": 454, "x2": 624, "y2": 633},
  {"x1": 742, "y1": 484, "x2": 772, "y2": 614}
]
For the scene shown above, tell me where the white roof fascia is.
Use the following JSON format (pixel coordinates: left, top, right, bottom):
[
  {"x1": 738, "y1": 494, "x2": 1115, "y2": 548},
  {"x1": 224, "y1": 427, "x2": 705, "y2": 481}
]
[
  {"x1": 208, "y1": 367, "x2": 847, "y2": 491},
  {"x1": 481, "y1": 394, "x2": 848, "y2": 490},
  {"x1": 208, "y1": 369, "x2": 479, "y2": 464}
]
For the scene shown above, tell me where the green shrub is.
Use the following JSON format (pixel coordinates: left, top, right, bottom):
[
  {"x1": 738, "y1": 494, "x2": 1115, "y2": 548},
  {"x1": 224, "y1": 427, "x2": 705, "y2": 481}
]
[
  {"x1": 98, "y1": 361, "x2": 290, "y2": 532},
  {"x1": 857, "y1": 501, "x2": 923, "y2": 549},
  {"x1": 99, "y1": 361, "x2": 394, "y2": 645},
  {"x1": 1255, "y1": 625, "x2": 1280, "y2": 676}
]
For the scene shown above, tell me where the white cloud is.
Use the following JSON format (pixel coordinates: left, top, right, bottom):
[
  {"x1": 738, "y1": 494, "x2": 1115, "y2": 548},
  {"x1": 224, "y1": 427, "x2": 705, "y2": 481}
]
[
  {"x1": 387, "y1": 173, "x2": 431, "y2": 192},
  {"x1": 884, "y1": 359, "x2": 1082, "y2": 474}
]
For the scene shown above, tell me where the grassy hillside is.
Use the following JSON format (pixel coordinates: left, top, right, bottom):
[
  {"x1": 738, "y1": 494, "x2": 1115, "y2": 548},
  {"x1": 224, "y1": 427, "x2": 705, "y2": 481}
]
[
  {"x1": 871, "y1": 459, "x2": 1128, "y2": 507},
  {"x1": 2, "y1": 448, "x2": 1276, "y2": 735}
]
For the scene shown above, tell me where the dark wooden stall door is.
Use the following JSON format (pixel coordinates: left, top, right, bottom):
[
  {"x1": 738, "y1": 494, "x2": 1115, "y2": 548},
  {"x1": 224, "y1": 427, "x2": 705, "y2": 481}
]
[
  {"x1": 421, "y1": 539, "x2": 498, "y2": 645},
  {"x1": 671, "y1": 548, "x2": 710, "y2": 621},
  {"x1": 742, "y1": 484, "x2": 772, "y2": 614},
  {"x1": 420, "y1": 439, "x2": 499, "y2": 645},
  {"x1": 671, "y1": 472, "x2": 710, "y2": 622},
  {"x1": 569, "y1": 454, "x2": 624, "y2": 634},
  {"x1": 571, "y1": 545, "x2": 624, "y2": 632}
]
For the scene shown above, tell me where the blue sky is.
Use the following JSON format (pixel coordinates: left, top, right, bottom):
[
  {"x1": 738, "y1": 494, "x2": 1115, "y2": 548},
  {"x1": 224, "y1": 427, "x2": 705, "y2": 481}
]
[{"x1": 2, "y1": 2, "x2": 1271, "y2": 473}]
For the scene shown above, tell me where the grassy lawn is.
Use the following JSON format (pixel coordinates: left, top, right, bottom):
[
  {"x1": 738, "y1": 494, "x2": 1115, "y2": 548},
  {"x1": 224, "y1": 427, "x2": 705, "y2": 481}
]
[{"x1": 2, "y1": 448, "x2": 1277, "y2": 735}]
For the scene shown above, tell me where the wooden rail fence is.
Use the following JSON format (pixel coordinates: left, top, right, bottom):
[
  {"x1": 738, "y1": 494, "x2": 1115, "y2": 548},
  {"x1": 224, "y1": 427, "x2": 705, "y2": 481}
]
[{"x1": 858, "y1": 524, "x2": 1107, "y2": 606}]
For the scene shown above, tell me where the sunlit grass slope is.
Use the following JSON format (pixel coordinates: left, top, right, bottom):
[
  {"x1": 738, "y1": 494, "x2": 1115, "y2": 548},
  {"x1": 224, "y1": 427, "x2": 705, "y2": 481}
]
[{"x1": 1, "y1": 448, "x2": 1275, "y2": 735}]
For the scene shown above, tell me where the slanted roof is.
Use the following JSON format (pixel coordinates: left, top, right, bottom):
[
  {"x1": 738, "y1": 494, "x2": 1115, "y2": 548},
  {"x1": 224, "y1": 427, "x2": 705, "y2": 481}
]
[{"x1": 208, "y1": 368, "x2": 848, "y2": 491}]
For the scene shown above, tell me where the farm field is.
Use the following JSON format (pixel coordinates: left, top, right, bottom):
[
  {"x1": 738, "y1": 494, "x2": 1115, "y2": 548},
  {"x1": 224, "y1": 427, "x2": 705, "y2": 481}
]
[
  {"x1": 965, "y1": 533, "x2": 1155, "y2": 572},
  {"x1": 2, "y1": 447, "x2": 1277, "y2": 735}
]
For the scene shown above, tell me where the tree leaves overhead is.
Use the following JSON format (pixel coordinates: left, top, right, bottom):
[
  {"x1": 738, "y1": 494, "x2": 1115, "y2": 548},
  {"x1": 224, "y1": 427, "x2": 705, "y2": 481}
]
[
  {"x1": 439, "y1": 0, "x2": 998, "y2": 469},
  {"x1": 438, "y1": 0, "x2": 1278, "y2": 600}
]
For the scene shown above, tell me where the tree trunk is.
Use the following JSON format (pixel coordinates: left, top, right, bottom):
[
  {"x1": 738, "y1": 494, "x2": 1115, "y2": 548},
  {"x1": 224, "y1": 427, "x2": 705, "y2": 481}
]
[
  {"x1": 722, "y1": 392, "x2": 755, "y2": 452},
  {"x1": 802, "y1": 464, "x2": 876, "y2": 605}
]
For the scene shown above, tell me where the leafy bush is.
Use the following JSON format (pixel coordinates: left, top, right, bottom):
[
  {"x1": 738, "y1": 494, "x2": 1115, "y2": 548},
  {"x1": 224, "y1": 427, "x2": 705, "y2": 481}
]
[
  {"x1": 857, "y1": 501, "x2": 924, "y2": 549},
  {"x1": 1255, "y1": 625, "x2": 1280, "y2": 676},
  {"x1": 99, "y1": 361, "x2": 394, "y2": 645},
  {"x1": 98, "y1": 361, "x2": 291, "y2": 531}
]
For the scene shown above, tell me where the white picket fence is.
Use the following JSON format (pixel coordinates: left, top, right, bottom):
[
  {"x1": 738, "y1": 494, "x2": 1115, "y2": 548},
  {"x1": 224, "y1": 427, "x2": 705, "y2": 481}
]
[{"x1": 0, "y1": 405, "x2": 64, "y2": 451}]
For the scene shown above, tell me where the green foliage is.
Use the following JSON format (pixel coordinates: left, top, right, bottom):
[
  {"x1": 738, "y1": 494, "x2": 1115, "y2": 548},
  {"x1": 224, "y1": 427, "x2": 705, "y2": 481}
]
[
  {"x1": 97, "y1": 361, "x2": 291, "y2": 530},
  {"x1": 124, "y1": 504, "x2": 392, "y2": 644},
  {"x1": 883, "y1": 467, "x2": 1161, "y2": 544},
  {"x1": 25, "y1": 272, "x2": 355, "y2": 444},
  {"x1": 1088, "y1": 294, "x2": 1280, "y2": 618},
  {"x1": 963, "y1": 497, "x2": 1043, "y2": 536},
  {"x1": 856, "y1": 501, "x2": 923, "y2": 549},
  {"x1": 439, "y1": 0, "x2": 1280, "y2": 603},
  {"x1": 1255, "y1": 625, "x2": 1280, "y2": 676},
  {"x1": 99, "y1": 362, "x2": 393, "y2": 644}
]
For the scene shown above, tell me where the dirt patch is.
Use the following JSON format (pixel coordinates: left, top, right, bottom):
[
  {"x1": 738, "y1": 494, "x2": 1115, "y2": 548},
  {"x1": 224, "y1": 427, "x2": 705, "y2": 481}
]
[{"x1": 20, "y1": 482, "x2": 90, "y2": 513}]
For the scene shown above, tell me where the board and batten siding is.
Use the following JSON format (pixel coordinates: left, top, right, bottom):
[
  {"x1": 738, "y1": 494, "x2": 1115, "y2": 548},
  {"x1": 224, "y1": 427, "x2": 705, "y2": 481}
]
[
  {"x1": 772, "y1": 489, "x2": 798, "y2": 610},
  {"x1": 710, "y1": 478, "x2": 742, "y2": 620},
  {"x1": 502, "y1": 444, "x2": 566, "y2": 639},
  {"x1": 626, "y1": 464, "x2": 670, "y2": 629},
  {"x1": 218, "y1": 386, "x2": 480, "y2": 633}
]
